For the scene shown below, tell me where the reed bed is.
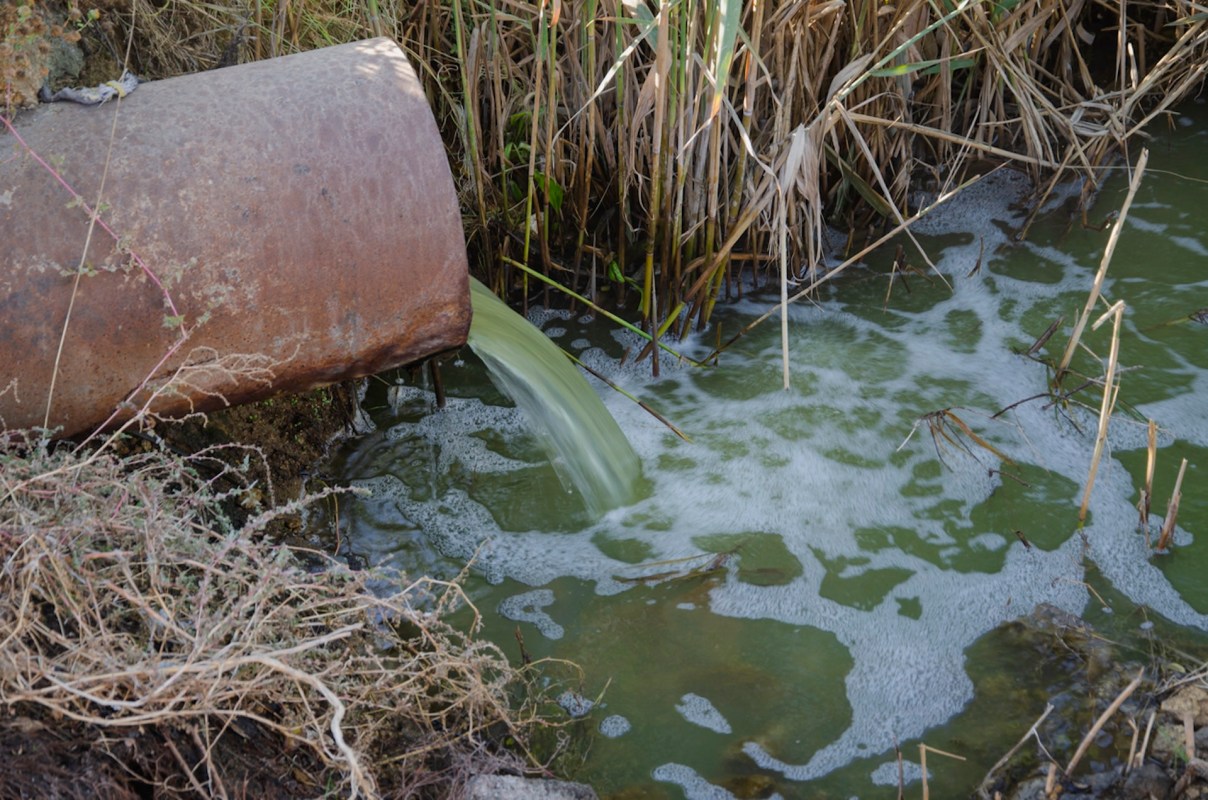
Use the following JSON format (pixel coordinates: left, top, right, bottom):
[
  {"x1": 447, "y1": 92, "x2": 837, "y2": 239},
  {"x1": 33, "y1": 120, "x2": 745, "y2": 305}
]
[{"x1": 19, "y1": 0, "x2": 1208, "y2": 347}]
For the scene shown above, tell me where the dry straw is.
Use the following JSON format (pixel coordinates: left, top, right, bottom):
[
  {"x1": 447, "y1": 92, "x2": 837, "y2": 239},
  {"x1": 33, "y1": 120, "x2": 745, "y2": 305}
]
[
  {"x1": 0, "y1": 436, "x2": 553, "y2": 798},
  {"x1": 75, "y1": 0, "x2": 1208, "y2": 354}
]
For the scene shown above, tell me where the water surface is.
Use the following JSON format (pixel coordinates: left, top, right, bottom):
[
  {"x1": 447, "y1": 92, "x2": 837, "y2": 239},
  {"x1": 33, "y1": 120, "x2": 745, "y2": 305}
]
[{"x1": 321, "y1": 104, "x2": 1207, "y2": 798}]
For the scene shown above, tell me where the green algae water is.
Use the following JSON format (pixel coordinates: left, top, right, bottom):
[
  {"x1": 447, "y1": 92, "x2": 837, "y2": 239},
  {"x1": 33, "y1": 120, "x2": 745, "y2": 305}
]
[{"x1": 320, "y1": 106, "x2": 1208, "y2": 798}]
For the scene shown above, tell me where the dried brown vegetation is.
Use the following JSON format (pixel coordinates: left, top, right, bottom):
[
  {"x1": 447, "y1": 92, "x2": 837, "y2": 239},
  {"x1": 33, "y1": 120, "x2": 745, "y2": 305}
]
[
  {"x1": 67, "y1": 0, "x2": 1208, "y2": 334},
  {"x1": 0, "y1": 1, "x2": 83, "y2": 111},
  {"x1": 0, "y1": 436, "x2": 556, "y2": 798}
]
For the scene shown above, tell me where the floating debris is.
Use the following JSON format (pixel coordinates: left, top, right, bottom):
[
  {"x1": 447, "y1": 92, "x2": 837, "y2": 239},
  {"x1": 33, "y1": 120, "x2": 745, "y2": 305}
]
[{"x1": 40, "y1": 71, "x2": 140, "y2": 104}]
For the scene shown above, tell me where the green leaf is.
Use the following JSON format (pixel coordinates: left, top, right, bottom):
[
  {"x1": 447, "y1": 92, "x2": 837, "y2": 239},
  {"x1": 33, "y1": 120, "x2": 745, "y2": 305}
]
[
  {"x1": 870, "y1": 57, "x2": 976, "y2": 78},
  {"x1": 623, "y1": 0, "x2": 657, "y2": 45},
  {"x1": 991, "y1": 0, "x2": 1021, "y2": 18},
  {"x1": 708, "y1": 0, "x2": 743, "y2": 116},
  {"x1": 607, "y1": 260, "x2": 624, "y2": 284},
  {"x1": 1168, "y1": 12, "x2": 1208, "y2": 25},
  {"x1": 534, "y1": 172, "x2": 564, "y2": 213},
  {"x1": 823, "y1": 144, "x2": 897, "y2": 221},
  {"x1": 162, "y1": 314, "x2": 185, "y2": 329}
]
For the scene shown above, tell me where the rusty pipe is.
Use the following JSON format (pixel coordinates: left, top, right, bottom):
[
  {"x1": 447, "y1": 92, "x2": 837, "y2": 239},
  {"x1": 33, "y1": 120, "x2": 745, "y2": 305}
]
[{"x1": 0, "y1": 38, "x2": 470, "y2": 438}]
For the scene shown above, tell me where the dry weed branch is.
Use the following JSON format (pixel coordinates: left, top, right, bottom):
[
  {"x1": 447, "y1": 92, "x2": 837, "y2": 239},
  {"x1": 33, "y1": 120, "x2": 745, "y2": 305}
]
[{"x1": 0, "y1": 436, "x2": 551, "y2": 798}]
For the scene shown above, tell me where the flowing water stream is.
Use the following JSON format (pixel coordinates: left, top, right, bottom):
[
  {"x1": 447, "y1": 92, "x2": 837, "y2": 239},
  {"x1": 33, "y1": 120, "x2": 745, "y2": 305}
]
[
  {"x1": 464, "y1": 277, "x2": 644, "y2": 517},
  {"x1": 320, "y1": 105, "x2": 1207, "y2": 797}
]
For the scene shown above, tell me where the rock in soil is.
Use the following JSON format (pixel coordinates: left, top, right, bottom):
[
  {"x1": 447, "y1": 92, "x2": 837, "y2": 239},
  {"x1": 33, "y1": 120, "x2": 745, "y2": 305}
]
[{"x1": 465, "y1": 774, "x2": 599, "y2": 800}]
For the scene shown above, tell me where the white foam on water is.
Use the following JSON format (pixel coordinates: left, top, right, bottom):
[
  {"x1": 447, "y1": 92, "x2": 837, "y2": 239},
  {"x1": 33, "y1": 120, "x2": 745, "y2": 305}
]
[
  {"x1": 675, "y1": 693, "x2": 732, "y2": 734},
  {"x1": 527, "y1": 306, "x2": 574, "y2": 328},
  {"x1": 498, "y1": 589, "x2": 564, "y2": 640},
  {"x1": 557, "y1": 690, "x2": 594, "y2": 717},
  {"x1": 1137, "y1": 363, "x2": 1208, "y2": 438},
  {"x1": 599, "y1": 714, "x2": 632, "y2": 738},
  {"x1": 385, "y1": 383, "x2": 430, "y2": 415},
  {"x1": 1169, "y1": 235, "x2": 1208, "y2": 257},
  {"x1": 1126, "y1": 214, "x2": 1168, "y2": 235},
  {"x1": 652, "y1": 764, "x2": 740, "y2": 800},
  {"x1": 384, "y1": 396, "x2": 534, "y2": 476},
  {"x1": 341, "y1": 169, "x2": 1208, "y2": 789},
  {"x1": 908, "y1": 168, "x2": 1035, "y2": 236},
  {"x1": 870, "y1": 760, "x2": 927, "y2": 786}
]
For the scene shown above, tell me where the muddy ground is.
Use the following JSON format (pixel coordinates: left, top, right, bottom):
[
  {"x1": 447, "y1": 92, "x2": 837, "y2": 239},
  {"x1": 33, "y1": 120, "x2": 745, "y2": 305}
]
[{"x1": 155, "y1": 382, "x2": 361, "y2": 533}]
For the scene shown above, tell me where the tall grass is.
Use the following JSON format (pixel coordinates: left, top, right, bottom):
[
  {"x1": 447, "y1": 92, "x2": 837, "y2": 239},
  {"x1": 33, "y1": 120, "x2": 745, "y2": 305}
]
[{"x1": 68, "y1": 0, "x2": 1208, "y2": 348}]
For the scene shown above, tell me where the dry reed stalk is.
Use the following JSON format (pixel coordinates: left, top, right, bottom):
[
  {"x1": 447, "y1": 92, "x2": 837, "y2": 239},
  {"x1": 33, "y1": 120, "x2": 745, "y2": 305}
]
[
  {"x1": 572, "y1": 0, "x2": 601, "y2": 279},
  {"x1": 1063, "y1": 668, "x2": 1144, "y2": 778},
  {"x1": 639, "y1": 0, "x2": 671, "y2": 375},
  {"x1": 1044, "y1": 761, "x2": 1059, "y2": 795},
  {"x1": 1136, "y1": 708, "x2": 1157, "y2": 769},
  {"x1": 976, "y1": 703, "x2": 1054, "y2": 800},
  {"x1": 899, "y1": 407, "x2": 1015, "y2": 470},
  {"x1": 68, "y1": 0, "x2": 1208, "y2": 352},
  {"x1": 453, "y1": 0, "x2": 494, "y2": 269},
  {"x1": 1156, "y1": 457, "x2": 1189, "y2": 551},
  {"x1": 1056, "y1": 148, "x2": 1149, "y2": 388},
  {"x1": 1139, "y1": 418, "x2": 1157, "y2": 539},
  {"x1": 775, "y1": 135, "x2": 794, "y2": 389},
  {"x1": 919, "y1": 743, "x2": 965, "y2": 800},
  {"x1": 1185, "y1": 711, "x2": 1196, "y2": 759},
  {"x1": 518, "y1": 0, "x2": 548, "y2": 306},
  {"x1": 1078, "y1": 299, "x2": 1125, "y2": 524},
  {"x1": 1125, "y1": 715, "x2": 1140, "y2": 775},
  {"x1": 539, "y1": 0, "x2": 563, "y2": 284}
]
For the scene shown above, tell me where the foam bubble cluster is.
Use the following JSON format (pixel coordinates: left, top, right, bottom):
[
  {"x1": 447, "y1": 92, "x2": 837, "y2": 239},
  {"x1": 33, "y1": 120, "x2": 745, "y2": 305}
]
[
  {"x1": 498, "y1": 589, "x2": 564, "y2": 640},
  {"x1": 599, "y1": 715, "x2": 631, "y2": 738},
  {"x1": 870, "y1": 760, "x2": 927, "y2": 786},
  {"x1": 653, "y1": 764, "x2": 754, "y2": 800},
  {"x1": 675, "y1": 693, "x2": 732, "y2": 735},
  {"x1": 557, "y1": 690, "x2": 594, "y2": 718}
]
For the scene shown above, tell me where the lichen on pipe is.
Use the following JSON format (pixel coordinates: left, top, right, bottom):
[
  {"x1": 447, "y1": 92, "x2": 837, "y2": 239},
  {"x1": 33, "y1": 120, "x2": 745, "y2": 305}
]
[{"x1": 0, "y1": 38, "x2": 471, "y2": 438}]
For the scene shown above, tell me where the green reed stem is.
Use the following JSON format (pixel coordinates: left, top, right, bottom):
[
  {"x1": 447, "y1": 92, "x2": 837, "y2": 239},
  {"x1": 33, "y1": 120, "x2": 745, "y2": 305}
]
[{"x1": 500, "y1": 256, "x2": 702, "y2": 366}]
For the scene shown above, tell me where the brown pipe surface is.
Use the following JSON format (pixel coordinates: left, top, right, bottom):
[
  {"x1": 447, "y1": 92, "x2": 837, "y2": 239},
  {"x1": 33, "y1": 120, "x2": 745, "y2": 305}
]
[{"x1": 0, "y1": 38, "x2": 470, "y2": 438}]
